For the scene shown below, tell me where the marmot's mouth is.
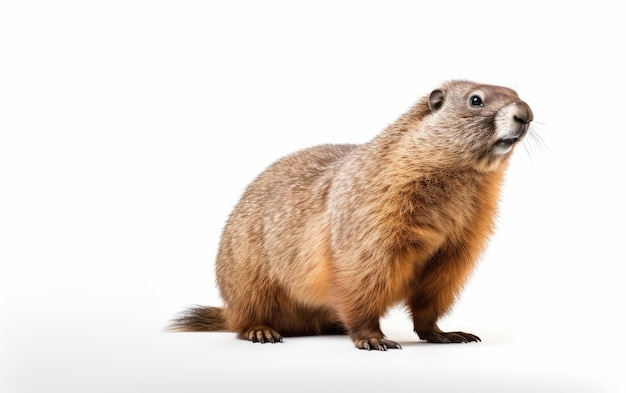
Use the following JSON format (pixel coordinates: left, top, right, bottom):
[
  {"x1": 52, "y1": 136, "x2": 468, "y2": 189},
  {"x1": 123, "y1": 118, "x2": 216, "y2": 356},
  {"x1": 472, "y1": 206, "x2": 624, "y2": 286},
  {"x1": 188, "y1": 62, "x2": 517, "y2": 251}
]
[
  {"x1": 495, "y1": 137, "x2": 520, "y2": 147},
  {"x1": 491, "y1": 136, "x2": 522, "y2": 155}
]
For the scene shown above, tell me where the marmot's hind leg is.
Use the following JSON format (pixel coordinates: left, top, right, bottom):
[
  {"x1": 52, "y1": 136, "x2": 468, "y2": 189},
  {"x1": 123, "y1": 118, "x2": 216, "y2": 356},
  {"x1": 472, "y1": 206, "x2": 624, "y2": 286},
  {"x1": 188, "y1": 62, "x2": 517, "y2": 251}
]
[
  {"x1": 233, "y1": 305, "x2": 347, "y2": 343},
  {"x1": 321, "y1": 321, "x2": 349, "y2": 335}
]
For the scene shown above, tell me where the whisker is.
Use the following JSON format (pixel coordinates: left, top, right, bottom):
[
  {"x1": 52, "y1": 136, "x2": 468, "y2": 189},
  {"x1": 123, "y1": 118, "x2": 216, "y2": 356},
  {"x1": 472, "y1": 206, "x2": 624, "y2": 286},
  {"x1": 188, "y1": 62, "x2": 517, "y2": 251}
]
[
  {"x1": 528, "y1": 125, "x2": 549, "y2": 155},
  {"x1": 521, "y1": 137, "x2": 534, "y2": 167},
  {"x1": 516, "y1": 122, "x2": 547, "y2": 169},
  {"x1": 529, "y1": 117, "x2": 545, "y2": 128}
]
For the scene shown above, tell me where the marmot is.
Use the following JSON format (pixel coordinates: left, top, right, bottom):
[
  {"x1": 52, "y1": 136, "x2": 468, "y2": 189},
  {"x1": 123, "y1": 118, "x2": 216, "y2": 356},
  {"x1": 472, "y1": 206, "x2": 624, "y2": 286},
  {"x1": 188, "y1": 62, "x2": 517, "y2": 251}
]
[{"x1": 171, "y1": 80, "x2": 534, "y2": 351}]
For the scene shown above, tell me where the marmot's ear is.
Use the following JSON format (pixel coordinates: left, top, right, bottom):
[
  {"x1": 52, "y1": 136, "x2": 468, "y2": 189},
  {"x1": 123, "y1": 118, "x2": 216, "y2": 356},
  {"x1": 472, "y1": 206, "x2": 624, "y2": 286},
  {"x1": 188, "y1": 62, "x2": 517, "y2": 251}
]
[{"x1": 428, "y1": 89, "x2": 445, "y2": 112}]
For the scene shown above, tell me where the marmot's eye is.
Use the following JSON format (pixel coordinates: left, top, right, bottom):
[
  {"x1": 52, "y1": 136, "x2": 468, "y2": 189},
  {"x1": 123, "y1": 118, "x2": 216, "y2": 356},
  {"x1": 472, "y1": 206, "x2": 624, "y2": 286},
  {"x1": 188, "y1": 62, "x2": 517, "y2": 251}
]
[{"x1": 470, "y1": 95, "x2": 483, "y2": 107}]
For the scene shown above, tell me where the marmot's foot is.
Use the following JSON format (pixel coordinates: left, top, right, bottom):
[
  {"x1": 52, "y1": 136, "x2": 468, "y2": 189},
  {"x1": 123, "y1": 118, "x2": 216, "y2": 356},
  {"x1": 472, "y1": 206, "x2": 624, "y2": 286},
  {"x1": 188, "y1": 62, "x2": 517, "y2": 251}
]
[
  {"x1": 246, "y1": 326, "x2": 283, "y2": 344},
  {"x1": 354, "y1": 337, "x2": 402, "y2": 351},
  {"x1": 420, "y1": 331, "x2": 480, "y2": 343}
]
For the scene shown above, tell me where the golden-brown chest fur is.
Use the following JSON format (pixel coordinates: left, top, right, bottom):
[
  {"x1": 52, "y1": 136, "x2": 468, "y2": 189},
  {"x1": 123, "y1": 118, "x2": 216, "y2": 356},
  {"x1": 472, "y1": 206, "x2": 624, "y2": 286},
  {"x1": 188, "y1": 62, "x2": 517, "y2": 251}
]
[{"x1": 323, "y1": 136, "x2": 507, "y2": 308}]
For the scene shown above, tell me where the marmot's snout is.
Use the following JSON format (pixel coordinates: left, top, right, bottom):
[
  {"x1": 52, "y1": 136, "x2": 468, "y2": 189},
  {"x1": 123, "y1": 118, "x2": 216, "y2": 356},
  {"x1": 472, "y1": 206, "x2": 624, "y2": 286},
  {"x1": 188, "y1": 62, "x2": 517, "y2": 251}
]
[
  {"x1": 512, "y1": 100, "x2": 533, "y2": 125},
  {"x1": 494, "y1": 100, "x2": 533, "y2": 153}
]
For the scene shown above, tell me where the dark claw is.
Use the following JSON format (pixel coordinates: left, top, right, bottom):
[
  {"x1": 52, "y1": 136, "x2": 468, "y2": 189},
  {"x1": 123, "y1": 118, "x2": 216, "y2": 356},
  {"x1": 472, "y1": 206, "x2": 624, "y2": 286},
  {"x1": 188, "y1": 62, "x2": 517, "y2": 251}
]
[
  {"x1": 450, "y1": 331, "x2": 481, "y2": 343},
  {"x1": 356, "y1": 338, "x2": 401, "y2": 351},
  {"x1": 422, "y1": 331, "x2": 481, "y2": 344},
  {"x1": 246, "y1": 326, "x2": 284, "y2": 344}
]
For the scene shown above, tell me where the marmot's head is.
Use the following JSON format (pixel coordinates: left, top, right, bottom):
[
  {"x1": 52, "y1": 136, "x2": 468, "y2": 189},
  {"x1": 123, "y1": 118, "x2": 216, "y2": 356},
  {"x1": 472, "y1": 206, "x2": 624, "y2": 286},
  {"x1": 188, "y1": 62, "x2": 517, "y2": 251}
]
[{"x1": 416, "y1": 81, "x2": 533, "y2": 172}]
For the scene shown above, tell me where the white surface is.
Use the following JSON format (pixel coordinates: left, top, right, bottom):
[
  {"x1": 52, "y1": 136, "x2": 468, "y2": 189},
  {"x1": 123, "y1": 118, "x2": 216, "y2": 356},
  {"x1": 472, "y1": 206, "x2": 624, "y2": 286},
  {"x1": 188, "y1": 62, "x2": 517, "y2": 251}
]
[{"x1": 1, "y1": 1, "x2": 624, "y2": 392}]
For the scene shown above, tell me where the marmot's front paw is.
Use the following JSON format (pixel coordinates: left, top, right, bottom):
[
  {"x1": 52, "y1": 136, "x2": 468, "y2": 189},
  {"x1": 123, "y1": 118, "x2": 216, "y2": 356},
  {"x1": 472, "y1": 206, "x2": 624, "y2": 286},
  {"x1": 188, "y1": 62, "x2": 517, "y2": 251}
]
[{"x1": 420, "y1": 331, "x2": 480, "y2": 343}]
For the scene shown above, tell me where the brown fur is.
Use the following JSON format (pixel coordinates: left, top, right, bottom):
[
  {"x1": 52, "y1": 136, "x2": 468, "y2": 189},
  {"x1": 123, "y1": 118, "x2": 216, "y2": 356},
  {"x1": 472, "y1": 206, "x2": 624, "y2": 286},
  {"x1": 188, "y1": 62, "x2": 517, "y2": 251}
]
[{"x1": 170, "y1": 80, "x2": 533, "y2": 350}]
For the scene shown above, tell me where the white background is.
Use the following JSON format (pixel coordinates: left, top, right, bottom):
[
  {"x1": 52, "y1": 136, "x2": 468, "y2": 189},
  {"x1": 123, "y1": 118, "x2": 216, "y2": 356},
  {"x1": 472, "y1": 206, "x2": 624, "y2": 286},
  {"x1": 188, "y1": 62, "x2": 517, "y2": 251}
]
[{"x1": 1, "y1": 1, "x2": 625, "y2": 392}]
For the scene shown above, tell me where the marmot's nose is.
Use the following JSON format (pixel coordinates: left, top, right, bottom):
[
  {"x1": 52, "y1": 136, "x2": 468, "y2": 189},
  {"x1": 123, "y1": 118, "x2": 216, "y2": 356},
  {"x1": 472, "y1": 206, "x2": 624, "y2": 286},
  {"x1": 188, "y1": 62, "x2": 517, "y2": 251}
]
[{"x1": 512, "y1": 101, "x2": 533, "y2": 124}]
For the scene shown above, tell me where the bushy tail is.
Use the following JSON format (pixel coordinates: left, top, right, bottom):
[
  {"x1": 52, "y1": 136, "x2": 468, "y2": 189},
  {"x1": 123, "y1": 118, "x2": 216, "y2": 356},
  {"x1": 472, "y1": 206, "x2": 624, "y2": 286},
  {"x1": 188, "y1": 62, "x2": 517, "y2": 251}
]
[{"x1": 168, "y1": 306, "x2": 228, "y2": 332}]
